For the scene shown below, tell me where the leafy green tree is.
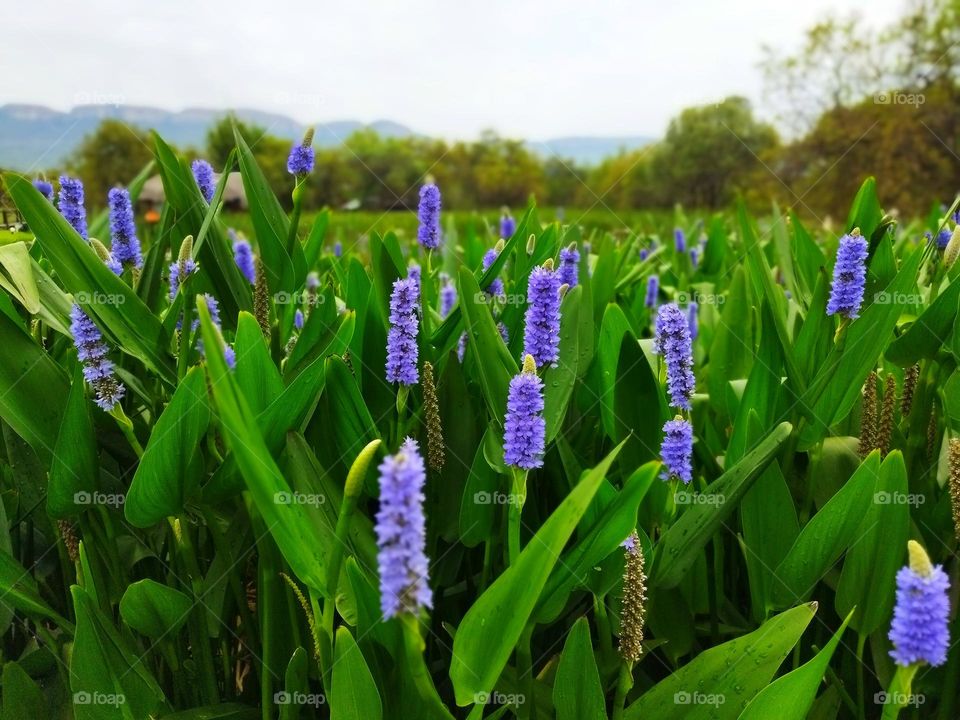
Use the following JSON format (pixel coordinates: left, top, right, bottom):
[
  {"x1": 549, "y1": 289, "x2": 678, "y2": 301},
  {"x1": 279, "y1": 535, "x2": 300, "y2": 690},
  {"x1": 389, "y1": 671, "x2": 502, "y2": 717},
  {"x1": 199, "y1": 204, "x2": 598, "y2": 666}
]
[{"x1": 66, "y1": 119, "x2": 153, "y2": 210}]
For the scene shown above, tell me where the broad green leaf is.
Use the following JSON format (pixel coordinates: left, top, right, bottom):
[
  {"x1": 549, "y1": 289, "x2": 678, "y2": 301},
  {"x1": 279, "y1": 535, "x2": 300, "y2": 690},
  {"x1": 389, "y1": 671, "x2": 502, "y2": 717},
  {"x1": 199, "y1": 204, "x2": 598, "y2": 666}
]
[
  {"x1": 553, "y1": 618, "x2": 606, "y2": 720},
  {"x1": 624, "y1": 603, "x2": 817, "y2": 720},
  {"x1": 650, "y1": 422, "x2": 793, "y2": 590},
  {"x1": 233, "y1": 312, "x2": 284, "y2": 414},
  {"x1": 0, "y1": 309, "x2": 68, "y2": 462},
  {"x1": 0, "y1": 242, "x2": 39, "y2": 313},
  {"x1": 739, "y1": 609, "x2": 854, "y2": 720},
  {"x1": 71, "y1": 585, "x2": 167, "y2": 719},
  {"x1": 886, "y1": 275, "x2": 960, "y2": 366},
  {"x1": 835, "y1": 451, "x2": 910, "y2": 635},
  {"x1": 119, "y1": 578, "x2": 193, "y2": 639},
  {"x1": 330, "y1": 627, "x2": 382, "y2": 720},
  {"x1": 279, "y1": 647, "x2": 309, "y2": 720},
  {"x1": 543, "y1": 285, "x2": 581, "y2": 442},
  {"x1": 0, "y1": 548, "x2": 71, "y2": 629},
  {"x1": 2, "y1": 660, "x2": 46, "y2": 720},
  {"x1": 47, "y1": 365, "x2": 99, "y2": 518},
  {"x1": 772, "y1": 452, "x2": 880, "y2": 607},
  {"x1": 125, "y1": 367, "x2": 210, "y2": 527},
  {"x1": 449, "y1": 439, "x2": 625, "y2": 705}
]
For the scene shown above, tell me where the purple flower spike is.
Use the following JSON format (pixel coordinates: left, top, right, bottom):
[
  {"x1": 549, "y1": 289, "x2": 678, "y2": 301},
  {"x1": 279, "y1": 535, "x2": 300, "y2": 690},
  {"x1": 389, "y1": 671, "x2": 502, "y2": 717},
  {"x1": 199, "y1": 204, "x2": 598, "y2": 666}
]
[
  {"x1": 376, "y1": 438, "x2": 432, "y2": 619},
  {"x1": 483, "y1": 245, "x2": 505, "y2": 298},
  {"x1": 936, "y1": 229, "x2": 952, "y2": 250},
  {"x1": 654, "y1": 303, "x2": 695, "y2": 410},
  {"x1": 231, "y1": 235, "x2": 256, "y2": 284},
  {"x1": 287, "y1": 143, "x2": 315, "y2": 176},
  {"x1": 889, "y1": 541, "x2": 951, "y2": 667},
  {"x1": 826, "y1": 231, "x2": 868, "y2": 320},
  {"x1": 191, "y1": 159, "x2": 215, "y2": 203},
  {"x1": 457, "y1": 331, "x2": 467, "y2": 363},
  {"x1": 660, "y1": 417, "x2": 693, "y2": 484},
  {"x1": 500, "y1": 213, "x2": 516, "y2": 240},
  {"x1": 107, "y1": 188, "x2": 143, "y2": 269},
  {"x1": 169, "y1": 258, "x2": 198, "y2": 301},
  {"x1": 559, "y1": 245, "x2": 580, "y2": 288},
  {"x1": 645, "y1": 275, "x2": 659, "y2": 308},
  {"x1": 523, "y1": 262, "x2": 562, "y2": 368},
  {"x1": 294, "y1": 309, "x2": 305, "y2": 330},
  {"x1": 58, "y1": 176, "x2": 88, "y2": 240},
  {"x1": 33, "y1": 179, "x2": 53, "y2": 201},
  {"x1": 504, "y1": 355, "x2": 546, "y2": 470},
  {"x1": 333, "y1": 241, "x2": 343, "y2": 257},
  {"x1": 687, "y1": 301, "x2": 699, "y2": 341},
  {"x1": 439, "y1": 278, "x2": 457, "y2": 319},
  {"x1": 70, "y1": 304, "x2": 125, "y2": 411},
  {"x1": 674, "y1": 228, "x2": 686, "y2": 253},
  {"x1": 417, "y1": 184, "x2": 442, "y2": 250},
  {"x1": 385, "y1": 277, "x2": 419, "y2": 385}
]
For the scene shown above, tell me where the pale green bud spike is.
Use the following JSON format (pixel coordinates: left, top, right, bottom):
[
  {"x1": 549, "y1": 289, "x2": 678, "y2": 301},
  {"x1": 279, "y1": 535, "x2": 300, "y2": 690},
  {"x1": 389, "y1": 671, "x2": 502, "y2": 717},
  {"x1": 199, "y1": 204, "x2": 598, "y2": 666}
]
[
  {"x1": 178, "y1": 235, "x2": 194, "y2": 265},
  {"x1": 89, "y1": 238, "x2": 111, "y2": 263},
  {"x1": 850, "y1": 227, "x2": 862, "y2": 237},
  {"x1": 522, "y1": 354, "x2": 537, "y2": 374},
  {"x1": 526, "y1": 233, "x2": 536, "y2": 255},
  {"x1": 494, "y1": 239, "x2": 506, "y2": 253},
  {"x1": 543, "y1": 258, "x2": 554, "y2": 271},
  {"x1": 908, "y1": 540, "x2": 933, "y2": 577},
  {"x1": 302, "y1": 127, "x2": 315, "y2": 148},
  {"x1": 945, "y1": 227, "x2": 960, "y2": 268},
  {"x1": 558, "y1": 283, "x2": 570, "y2": 299}
]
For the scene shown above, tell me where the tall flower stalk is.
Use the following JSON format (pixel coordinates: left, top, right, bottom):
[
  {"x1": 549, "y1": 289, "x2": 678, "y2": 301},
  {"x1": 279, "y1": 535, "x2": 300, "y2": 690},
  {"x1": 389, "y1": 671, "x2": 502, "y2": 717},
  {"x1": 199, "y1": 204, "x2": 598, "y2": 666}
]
[
  {"x1": 58, "y1": 176, "x2": 88, "y2": 240},
  {"x1": 107, "y1": 188, "x2": 143, "y2": 270},
  {"x1": 522, "y1": 260, "x2": 561, "y2": 368},
  {"x1": 70, "y1": 304, "x2": 125, "y2": 411}
]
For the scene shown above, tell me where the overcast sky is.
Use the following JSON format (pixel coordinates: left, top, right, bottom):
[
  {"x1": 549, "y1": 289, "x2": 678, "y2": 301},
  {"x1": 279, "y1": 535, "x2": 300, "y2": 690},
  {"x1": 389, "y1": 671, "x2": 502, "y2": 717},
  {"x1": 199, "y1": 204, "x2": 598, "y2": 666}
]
[{"x1": 3, "y1": 0, "x2": 905, "y2": 140}]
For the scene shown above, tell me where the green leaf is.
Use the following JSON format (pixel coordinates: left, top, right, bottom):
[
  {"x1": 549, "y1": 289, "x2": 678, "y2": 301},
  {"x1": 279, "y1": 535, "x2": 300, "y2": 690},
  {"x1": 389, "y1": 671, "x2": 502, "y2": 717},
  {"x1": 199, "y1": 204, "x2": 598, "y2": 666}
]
[
  {"x1": 624, "y1": 603, "x2": 817, "y2": 720},
  {"x1": 543, "y1": 286, "x2": 582, "y2": 442},
  {"x1": 0, "y1": 309, "x2": 69, "y2": 463},
  {"x1": 835, "y1": 451, "x2": 910, "y2": 635},
  {"x1": 330, "y1": 627, "x2": 382, "y2": 720},
  {"x1": 449, "y1": 439, "x2": 626, "y2": 706},
  {"x1": 553, "y1": 617, "x2": 606, "y2": 720},
  {"x1": 649, "y1": 422, "x2": 793, "y2": 590},
  {"x1": 279, "y1": 647, "x2": 310, "y2": 720},
  {"x1": 2, "y1": 660, "x2": 46, "y2": 720},
  {"x1": 47, "y1": 365, "x2": 99, "y2": 518},
  {"x1": 233, "y1": 312, "x2": 284, "y2": 414},
  {"x1": 886, "y1": 275, "x2": 960, "y2": 366},
  {"x1": 739, "y1": 609, "x2": 854, "y2": 720},
  {"x1": 0, "y1": 548, "x2": 71, "y2": 629},
  {"x1": 71, "y1": 585, "x2": 167, "y2": 719},
  {"x1": 772, "y1": 452, "x2": 880, "y2": 607},
  {"x1": 119, "y1": 578, "x2": 193, "y2": 639},
  {"x1": 0, "y1": 242, "x2": 39, "y2": 313},
  {"x1": 125, "y1": 367, "x2": 210, "y2": 527}
]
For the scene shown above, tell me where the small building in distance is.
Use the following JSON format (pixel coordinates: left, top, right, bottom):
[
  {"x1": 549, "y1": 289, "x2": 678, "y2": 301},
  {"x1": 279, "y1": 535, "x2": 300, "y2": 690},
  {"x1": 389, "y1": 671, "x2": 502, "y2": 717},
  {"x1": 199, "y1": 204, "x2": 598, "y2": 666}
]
[{"x1": 138, "y1": 172, "x2": 247, "y2": 211}]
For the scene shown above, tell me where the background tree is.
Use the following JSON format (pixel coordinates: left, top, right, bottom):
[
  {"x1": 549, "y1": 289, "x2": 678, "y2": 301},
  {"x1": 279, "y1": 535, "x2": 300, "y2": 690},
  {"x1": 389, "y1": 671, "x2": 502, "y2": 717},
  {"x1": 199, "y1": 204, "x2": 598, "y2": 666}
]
[{"x1": 66, "y1": 119, "x2": 153, "y2": 210}]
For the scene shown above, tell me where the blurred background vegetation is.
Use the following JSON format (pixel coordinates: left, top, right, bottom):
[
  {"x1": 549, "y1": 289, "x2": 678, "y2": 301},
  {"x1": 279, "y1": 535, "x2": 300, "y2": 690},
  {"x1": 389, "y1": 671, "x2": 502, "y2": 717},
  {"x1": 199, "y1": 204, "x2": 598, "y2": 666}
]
[{"x1": 4, "y1": 0, "x2": 960, "y2": 225}]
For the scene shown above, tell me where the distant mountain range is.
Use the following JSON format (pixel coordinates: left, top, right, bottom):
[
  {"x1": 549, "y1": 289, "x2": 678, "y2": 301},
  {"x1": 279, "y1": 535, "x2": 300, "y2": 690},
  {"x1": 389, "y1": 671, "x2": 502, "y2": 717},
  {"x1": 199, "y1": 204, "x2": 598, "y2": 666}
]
[{"x1": 0, "y1": 104, "x2": 655, "y2": 171}]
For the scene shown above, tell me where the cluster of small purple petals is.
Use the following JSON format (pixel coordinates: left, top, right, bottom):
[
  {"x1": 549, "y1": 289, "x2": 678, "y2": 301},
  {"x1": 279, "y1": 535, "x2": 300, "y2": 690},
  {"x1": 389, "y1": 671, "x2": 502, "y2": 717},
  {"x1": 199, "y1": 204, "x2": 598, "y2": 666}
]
[
  {"x1": 191, "y1": 159, "x2": 215, "y2": 203},
  {"x1": 687, "y1": 302, "x2": 699, "y2": 341},
  {"x1": 416, "y1": 184, "x2": 442, "y2": 250},
  {"x1": 407, "y1": 264, "x2": 421, "y2": 294},
  {"x1": 232, "y1": 236, "x2": 256, "y2": 284},
  {"x1": 889, "y1": 563, "x2": 951, "y2": 666},
  {"x1": 482, "y1": 247, "x2": 505, "y2": 298},
  {"x1": 70, "y1": 304, "x2": 125, "y2": 411},
  {"x1": 306, "y1": 272, "x2": 320, "y2": 290},
  {"x1": 639, "y1": 248, "x2": 649, "y2": 261},
  {"x1": 33, "y1": 179, "x2": 53, "y2": 201},
  {"x1": 376, "y1": 438, "x2": 432, "y2": 618},
  {"x1": 621, "y1": 533, "x2": 638, "y2": 552},
  {"x1": 500, "y1": 214, "x2": 516, "y2": 239},
  {"x1": 559, "y1": 247, "x2": 580, "y2": 288},
  {"x1": 937, "y1": 228, "x2": 952, "y2": 250},
  {"x1": 191, "y1": 294, "x2": 221, "y2": 332},
  {"x1": 654, "y1": 303, "x2": 695, "y2": 410},
  {"x1": 498, "y1": 321, "x2": 510, "y2": 345},
  {"x1": 660, "y1": 418, "x2": 693, "y2": 483},
  {"x1": 674, "y1": 228, "x2": 686, "y2": 253},
  {"x1": 104, "y1": 252, "x2": 123, "y2": 276},
  {"x1": 168, "y1": 258, "x2": 198, "y2": 301},
  {"x1": 58, "y1": 176, "x2": 88, "y2": 239},
  {"x1": 503, "y1": 361, "x2": 546, "y2": 469},
  {"x1": 107, "y1": 188, "x2": 143, "y2": 268},
  {"x1": 645, "y1": 275, "x2": 659, "y2": 308},
  {"x1": 522, "y1": 265, "x2": 562, "y2": 368},
  {"x1": 294, "y1": 309, "x2": 305, "y2": 330},
  {"x1": 690, "y1": 247, "x2": 699, "y2": 269},
  {"x1": 826, "y1": 233, "x2": 868, "y2": 319},
  {"x1": 286, "y1": 143, "x2": 315, "y2": 175},
  {"x1": 385, "y1": 278, "x2": 419, "y2": 385},
  {"x1": 439, "y1": 279, "x2": 457, "y2": 319},
  {"x1": 457, "y1": 332, "x2": 467, "y2": 363},
  {"x1": 333, "y1": 241, "x2": 343, "y2": 257}
]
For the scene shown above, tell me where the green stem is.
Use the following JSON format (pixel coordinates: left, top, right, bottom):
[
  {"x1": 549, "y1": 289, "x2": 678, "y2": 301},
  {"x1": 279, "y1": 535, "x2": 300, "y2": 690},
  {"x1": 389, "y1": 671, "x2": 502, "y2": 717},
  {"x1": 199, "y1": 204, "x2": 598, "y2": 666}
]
[
  {"x1": 508, "y1": 468, "x2": 528, "y2": 565},
  {"x1": 516, "y1": 624, "x2": 535, "y2": 720},
  {"x1": 612, "y1": 661, "x2": 634, "y2": 720},
  {"x1": 593, "y1": 594, "x2": 613, "y2": 661},
  {"x1": 880, "y1": 664, "x2": 919, "y2": 720},
  {"x1": 856, "y1": 634, "x2": 866, "y2": 720},
  {"x1": 400, "y1": 613, "x2": 454, "y2": 719}
]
